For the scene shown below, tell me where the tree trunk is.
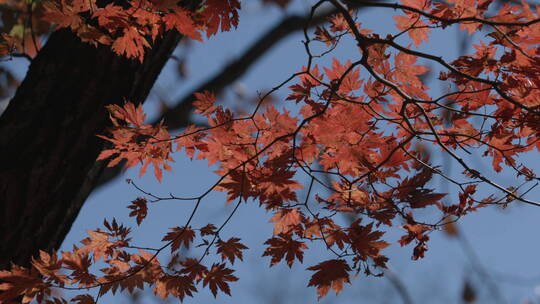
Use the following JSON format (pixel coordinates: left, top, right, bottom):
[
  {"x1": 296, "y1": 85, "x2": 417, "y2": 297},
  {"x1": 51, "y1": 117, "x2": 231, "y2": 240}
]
[{"x1": 0, "y1": 28, "x2": 180, "y2": 269}]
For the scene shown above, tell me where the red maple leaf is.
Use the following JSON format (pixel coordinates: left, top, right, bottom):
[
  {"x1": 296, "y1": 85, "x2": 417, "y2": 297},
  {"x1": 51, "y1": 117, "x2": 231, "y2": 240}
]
[
  {"x1": 199, "y1": 223, "x2": 217, "y2": 236},
  {"x1": 163, "y1": 8, "x2": 202, "y2": 41},
  {"x1": 269, "y1": 208, "x2": 303, "y2": 235},
  {"x1": 347, "y1": 220, "x2": 389, "y2": 261},
  {"x1": 324, "y1": 58, "x2": 362, "y2": 94},
  {"x1": 307, "y1": 259, "x2": 351, "y2": 299},
  {"x1": 202, "y1": 263, "x2": 238, "y2": 297},
  {"x1": 216, "y1": 238, "x2": 248, "y2": 264},
  {"x1": 262, "y1": 234, "x2": 308, "y2": 267},
  {"x1": 399, "y1": 223, "x2": 431, "y2": 260},
  {"x1": 93, "y1": 3, "x2": 129, "y2": 33},
  {"x1": 193, "y1": 90, "x2": 217, "y2": 116},
  {"x1": 61, "y1": 251, "x2": 96, "y2": 287},
  {"x1": 314, "y1": 26, "x2": 336, "y2": 46},
  {"x1": 179, "y1": 258, "x2": 208, "y2": 281},
  {"x1": 154, "y1": 274, "x2": 197, "y2": 301},
  {"x1": 393, "y1": 14, "x2": 430, "y2": 47},
  {"x1": 127, "y1": 197, "x2": 148, "y2": 226},
  {"x1": 199, "y1": 0, "x2": 241, "y2": 37},
  {"x1": 162, "y1": 227, "x2": 196, "y2": 253}
]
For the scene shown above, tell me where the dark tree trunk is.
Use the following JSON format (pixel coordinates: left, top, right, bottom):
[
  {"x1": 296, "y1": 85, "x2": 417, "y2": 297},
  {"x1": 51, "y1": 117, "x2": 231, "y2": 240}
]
[{"x1": 0, "y1": 28, "x2": 180, "y2": 269}]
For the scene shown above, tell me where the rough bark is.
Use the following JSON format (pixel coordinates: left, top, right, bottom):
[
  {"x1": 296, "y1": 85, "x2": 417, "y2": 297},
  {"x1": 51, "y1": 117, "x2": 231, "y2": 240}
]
[{"x1": 0, "y1": 28, "x2": 180, "y2": 269}]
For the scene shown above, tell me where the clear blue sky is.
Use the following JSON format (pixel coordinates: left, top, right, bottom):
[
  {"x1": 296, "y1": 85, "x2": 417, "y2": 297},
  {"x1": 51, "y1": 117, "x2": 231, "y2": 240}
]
[{"x1": 7, "y1": 1, "x2": 538, "y2": 303}]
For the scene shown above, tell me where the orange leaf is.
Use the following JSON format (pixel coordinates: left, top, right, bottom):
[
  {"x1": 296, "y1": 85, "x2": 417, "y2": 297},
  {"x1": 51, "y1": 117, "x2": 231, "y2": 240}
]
[
  {"x1": 112, "y1": 27, "x2": 149, "y2": 62},
  {"x1": 163, "y1": 8, "x2": 202, "y2": 41},
  {"x1": 269, "y1": 208, "x2": 303, "y2": 235},
  {"x1": 193, "y1": 90, "x2": 217, "y2": 116},
  {"x1": 0, "y1": 264, "x2": 49, "y2": 303}
]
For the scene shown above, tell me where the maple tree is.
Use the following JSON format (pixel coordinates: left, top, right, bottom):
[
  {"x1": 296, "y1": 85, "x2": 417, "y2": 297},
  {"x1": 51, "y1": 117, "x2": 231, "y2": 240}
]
[{"x1": 2, "y1": 0, "x2": 540, "y2": 302}]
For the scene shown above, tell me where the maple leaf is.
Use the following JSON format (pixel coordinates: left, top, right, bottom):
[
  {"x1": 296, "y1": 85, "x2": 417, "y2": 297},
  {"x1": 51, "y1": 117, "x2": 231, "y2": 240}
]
[
  {"x1": 324, "y1": 226, "x2": 348, "y2": 250},
  {"x1": 62, "y1": 251, "x2": 96, "y2": 287},
  {"x1": 396, "y1": 168, "x2": 446, "y2": 208},
  {"x1": 106, "y1": 102, "x2": 146, "y2": 128},
  {"x1": 324, "y1": 58, "x2": 362, "y2": 94},
  {"x1": 262, "y1": 234, "x2": 308, "y2": 267},
  {"x1": 200, "y1": 0, "x2": 241, "y2": 37},
  {"x1": 193, "y1": 90, "x2": 217, "y2": 116},
  {"x1": 127, "y1": 197, "x2": 148, "y2": 226},
  {"x1": 42, "y1": 0, "x2": 83, "y2": 29},
  {"x1": 399, "y1": 223, "x2": 431, "y2": 260},
  {"x1": 409, "y1": 192, "x2": 446, "y2": 209},
  {"x1": 200, "y1": 223, "x2": 217, "y2": 236},
  {"x1": 202, "y1": 263, "x2": 238, "y2": 297},
  {"x1": 216, "y1": 237, "x2": 248, "y2": 264},
  {"x1": 314, "y1": 26, "x2": 336, "y2": 46},
  {"x1": 31, "y1": 250, "x2": 68, "y2": 286},
  {"x1": 216, "y1": 169, "x2": 252, "y2": 202},
  {"x1": 154, "y1": 274, "x2": 197, "y2": 301},
  {"x1": 328, "y1": 13, "x2": 349, "y2": 33},
  {"x1": 307, "y1": 259, "x2": 351, "y2": 299},
  {"x1": 287, "y1": 65, "x2": 323, "y2": 103},
  {"x1": 162, "y1": 226, "x2": 196, "y2": 253},
  {"x1": 98, "y1": 102, "x2": 174, "y2": 182},
  {"x1": 103, "y1": 218, "x2": 132, "y2": 240},
  {"x1": 130, "y1": 250, "x2": 163, "y2": 284},
  {"x1": 99, "y1": 261, "x2": 146, "y2": 296},
  {"x1": 439, "y1": 184, "x2": 483, "y2": 216},
  {"x1": 0, "y1": 264, "x2": 49, "y2": 303},
  {"x1": 269, "y1": 208, "x2": 303, "y2": 235},
  {"x1": 112, "y1": 27, "x2": 150, "y2": 62},
  {"x1": 79, "y1": 230, "x2": 112, "y2": 261},
  {"x1": 75, "y1": 24, "x2": 113, "y2": 47},
  {"x1": 175, "y1": 125, "x2": 208, "y2": 159},
  {"x1": 393, "y1": 51, "x2": 430, "y2": 87},
  {"x1": 347, "y1": 220, "x2": 389, "y2": 261},
  {"x1": 178, "y1": 258, "x2": 208, "y2": 281},
  {"x1": 163, "y1": 8, "x2": 203, "y2": 41},
  {"x1": 393, "y1": 13, "x2": 430, "y2": 47},
  {"x1": 92, "y1": 3, "x2": 129, "y2": 33}
]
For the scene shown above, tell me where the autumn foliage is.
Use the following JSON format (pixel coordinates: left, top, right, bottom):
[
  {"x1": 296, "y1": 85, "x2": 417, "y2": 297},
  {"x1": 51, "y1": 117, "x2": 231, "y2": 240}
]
[{"x1": 2, "y1": 0, "x2": 540, "y2": 302}]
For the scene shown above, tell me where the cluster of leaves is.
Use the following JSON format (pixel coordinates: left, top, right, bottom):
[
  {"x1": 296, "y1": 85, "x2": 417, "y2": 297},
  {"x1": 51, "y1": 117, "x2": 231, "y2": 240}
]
[
  {"x1": 0, "y1": 219, "x2": 246, "y2": 303},
  {"x1": 96, "y1": 103, "x2": 174, "y2": 182},
  {"x1": 0, "y1": 0, "x2": 240, "y2": 61},
  {"x1": 4, "y1": 0, "x2": 540, "y2": 302}
]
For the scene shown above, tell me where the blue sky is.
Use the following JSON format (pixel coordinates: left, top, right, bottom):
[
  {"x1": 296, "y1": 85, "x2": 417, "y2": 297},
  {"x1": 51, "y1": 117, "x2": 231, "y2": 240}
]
[{"x1": 6, "y1": 1, "x2": 540, "y2": 303}]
